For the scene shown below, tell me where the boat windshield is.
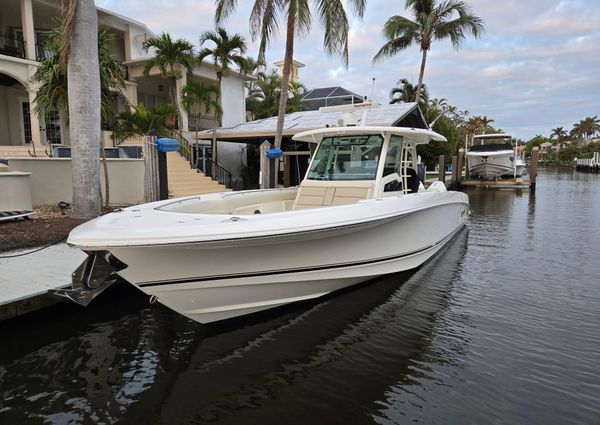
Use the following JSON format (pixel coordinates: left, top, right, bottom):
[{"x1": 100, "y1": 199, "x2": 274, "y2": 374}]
[{"x1": 307, "y1": 134, "x2": 383, "y2": 181}]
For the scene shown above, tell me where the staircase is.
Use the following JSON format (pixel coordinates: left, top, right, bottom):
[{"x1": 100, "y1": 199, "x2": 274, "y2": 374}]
[{"x1": 167, "y1": 152, "x2": 230, "y2": 197}]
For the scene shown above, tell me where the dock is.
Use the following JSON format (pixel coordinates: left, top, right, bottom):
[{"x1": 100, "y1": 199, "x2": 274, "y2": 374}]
[
  {"x1": 0, "y1": 244, "x2": 86, "y2": 321},
  {"x1": 575, "y1": 153, "x2": 599, "y2": 173}
]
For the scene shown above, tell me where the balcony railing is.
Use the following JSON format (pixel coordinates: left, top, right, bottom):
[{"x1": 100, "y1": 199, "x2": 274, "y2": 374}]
[
  {"x1": 0, "y1": 33, "x2": 26, "y2": 59},
  {"x1": 188, "y1": 113, "x2": 219, "y2": 132}
]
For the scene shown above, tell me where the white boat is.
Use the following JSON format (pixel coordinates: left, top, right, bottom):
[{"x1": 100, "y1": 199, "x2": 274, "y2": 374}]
[
  {"x1": 467, "y1": 133, "x2": 524, "y2": 179},
  {"x1": 59, "y1": 111, "x2": 469, "y2": 324}
]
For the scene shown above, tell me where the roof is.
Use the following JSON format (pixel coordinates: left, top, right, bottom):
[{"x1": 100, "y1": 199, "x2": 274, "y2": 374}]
[
  {"x1": 301, "y1": 86, "x2": 366, "y2": 111},
  {"x1": 273, "y1": 60, "x2": 305, "y2": 68},
  {"x1": 96, "y1": 6, "x2": 155, "y2": 36},
  {"x1": 123, "y1": 57, "x2": 255, "y2": 81},
  {"x1": 302, "y1": 86, "x2": 364, "y2": 101},
  {"x1": 198, "y1": 103, "x2": 428, "y2": 143}
]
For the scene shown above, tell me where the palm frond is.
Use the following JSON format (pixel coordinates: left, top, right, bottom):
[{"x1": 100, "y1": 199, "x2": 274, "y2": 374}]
[
  {"x1": 215, "y1": 0, "x2": 238, "y2": 24},
  {"x1": 315, "y1": 0, "x2": 349, "y2": 65},
  {"x1": 251, "y1": 0, "x2": 283, "y2": 65}
]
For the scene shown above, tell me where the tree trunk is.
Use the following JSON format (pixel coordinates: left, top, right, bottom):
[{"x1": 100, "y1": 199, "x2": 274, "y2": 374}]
[
  {"x1": 211, "y1": 74, "x2": 222, "y2": 180},
  {"x1": 274, "y1": 15, "x2": 295, "y2": 149},
  {"x1": 68, "y1": 0, "x2": 101, "y2": 219},
  {"x1": 100, "y1": 132, "x2": 109, "y2": 209},
  {"x1": 415, "y1": 48, "x2": 428, "y2": 104}
]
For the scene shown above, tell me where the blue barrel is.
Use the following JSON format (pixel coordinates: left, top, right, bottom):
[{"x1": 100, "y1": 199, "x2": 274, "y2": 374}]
[
  {"x1": 265, "y1": 148, "x2": 283, "y2": 159},
  {"x1": 155, "y1": 138, "x2": 181, "y2": 153}
]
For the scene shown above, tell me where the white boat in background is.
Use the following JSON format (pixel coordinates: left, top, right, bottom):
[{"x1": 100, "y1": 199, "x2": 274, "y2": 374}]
[
  {"x1": 467, "y1": 133, "x2": 524, "y2": 179},
  {"x1": 57, "y1": 105, "x2": 469, "y2": 324}
]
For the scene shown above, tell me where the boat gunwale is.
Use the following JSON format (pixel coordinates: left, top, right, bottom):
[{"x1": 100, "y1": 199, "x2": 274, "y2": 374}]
[{"x1": 69, "y1": 196, "x2": 468, "y2": 249}]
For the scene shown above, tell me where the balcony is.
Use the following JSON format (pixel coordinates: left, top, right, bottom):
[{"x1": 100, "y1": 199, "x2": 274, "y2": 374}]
[{"x1": 0, "y1": 33, "x2": 25, "y2": 59}]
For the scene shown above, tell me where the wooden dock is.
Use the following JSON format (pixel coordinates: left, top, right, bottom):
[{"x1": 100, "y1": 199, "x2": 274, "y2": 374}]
[{"x1": 0, "y1": 244, "x2": 86, "y2": 321}]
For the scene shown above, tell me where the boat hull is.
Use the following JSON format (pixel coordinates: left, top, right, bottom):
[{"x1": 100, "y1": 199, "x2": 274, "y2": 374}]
[
  {"x1": 467, "y1": 151, "x2": 515, "y2": 179},
  {"x1": 108, "y1": 197, "x2": 468, "y2": 323}
]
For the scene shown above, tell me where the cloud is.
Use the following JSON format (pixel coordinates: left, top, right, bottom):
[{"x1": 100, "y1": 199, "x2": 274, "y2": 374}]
[
  {"x1": 527, "y1": 0, "x2": 600, "y2": 36},
  {"x1": 96, "y1": 0, "x2": 600, "y2": 139}
]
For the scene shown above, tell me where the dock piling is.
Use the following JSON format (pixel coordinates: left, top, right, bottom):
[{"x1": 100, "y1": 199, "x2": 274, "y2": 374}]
[
  {"x1": 438, "y1": 155, "x2": 446, "y2": 184},
  {"x1": 456, "y1": 149, "x2": 465, "y2": 189},
  {"x1": 451, "y1": 155, "x2": 458, "y2": 189},
  {"x1": 530, "y1": 146, "x2": 539, "y2": 192}
]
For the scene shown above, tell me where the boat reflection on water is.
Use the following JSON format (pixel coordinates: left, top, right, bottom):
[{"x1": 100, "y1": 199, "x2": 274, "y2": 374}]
[{"x1": 0, "y1": 229, "x2": 468, "y2": 424}]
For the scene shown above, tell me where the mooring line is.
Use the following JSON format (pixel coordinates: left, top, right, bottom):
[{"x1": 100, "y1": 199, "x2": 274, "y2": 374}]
[{"x1": 0, "y1": 237, "x2": 67, "y2": 259}]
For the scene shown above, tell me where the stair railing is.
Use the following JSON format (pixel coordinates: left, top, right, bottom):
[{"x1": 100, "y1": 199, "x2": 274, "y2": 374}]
[{"x1": 170, "y1": 129, "x2": 232, "y2": 189}]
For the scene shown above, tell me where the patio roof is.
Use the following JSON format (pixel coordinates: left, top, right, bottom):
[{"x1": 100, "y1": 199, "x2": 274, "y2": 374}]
[{"x1": 198, "y1": 102, "x2": 427, "y2": 143}]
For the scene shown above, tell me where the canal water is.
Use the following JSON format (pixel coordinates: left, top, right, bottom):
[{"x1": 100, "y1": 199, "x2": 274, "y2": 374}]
[{"x1": 0, "y1": 168, "x2": 599, "y2": 424}]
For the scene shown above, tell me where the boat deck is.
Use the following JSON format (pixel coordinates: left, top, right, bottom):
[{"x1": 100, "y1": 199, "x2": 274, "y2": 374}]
[{"x1": 0, "y1": 244, "x2": 86, "y2": 320}]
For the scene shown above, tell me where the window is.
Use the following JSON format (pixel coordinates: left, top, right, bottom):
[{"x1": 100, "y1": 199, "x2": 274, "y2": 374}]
[
  {"x1": 383, "y1": 135, "x2": 403, "y2": 177},
  {"x1": 307, "y1": 134, "x2": 383, "y2": 181},
  {"x1": 21, "y1": 102, "x2": 32, "y2": 144}
]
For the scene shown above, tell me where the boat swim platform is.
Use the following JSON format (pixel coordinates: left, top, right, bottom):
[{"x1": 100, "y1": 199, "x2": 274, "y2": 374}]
[{"x1": 0, "y1": 244, "x2": 86, "y2": 321}]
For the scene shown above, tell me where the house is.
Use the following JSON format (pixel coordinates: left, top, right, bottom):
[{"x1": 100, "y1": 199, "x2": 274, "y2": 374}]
[
  {"x1": 273, "y1": 59, "x2": 304, "y2": 82},
  {"x1": 301, "y1": 86, "x2": 366, "y2": 111},
  {"x1": 0, "y1": 0, "x2": 250, "y2": 158}
]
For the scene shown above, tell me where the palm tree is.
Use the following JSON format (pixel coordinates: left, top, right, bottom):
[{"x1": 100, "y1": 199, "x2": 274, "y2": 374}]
[
  {"x1": 247, "y1": 69, "x2": 282, "y2": 120},
  {"x1": 197, "y1": 27, "x2": 247, "y2": 176},
  {"x1": 181, "y1": 80, "x2": 221, "y2": 140},
  {"x1": 429, "y1": 97, "x2": 448, "y2": 112},
  {"x1": 478, "y1": 115, "x2": 495, "y2": 133},
  {"x1": 215, "y1": 0, "x2": 367, "y2": 151},
  {"x1": 34, "y1": 23, "x2": 125, "y2": 121},
  {"x1": 463, "y1": 115, "x2": 483, "y2": 140},
  {"x1": 142, "y1": 32, "x2": 194, "y2": 126},
  {"x1": 550, "y1": 126, "x2": 568, "y2": 150},
  {"x1": 34, "y1": 22, "x2": 125, "y2": 210},
  {"x1": 57, "y1": 0, "x2": 101, "y2": 219},
  {"x1": 112, "y1": 103, "x2": 178, "y2": 141},
  {"x1": 550, "y1": 126, "x2": 568, "y2": 140},
  {"x1": 389, "y1": 78, "x2": 429, "y2": 110},
  {"x1": 373, "y1": 0, "x2": 484, "y2": 103},
  {"x1": 579, "y1": 116, "x2": 600, "y2": 142}
]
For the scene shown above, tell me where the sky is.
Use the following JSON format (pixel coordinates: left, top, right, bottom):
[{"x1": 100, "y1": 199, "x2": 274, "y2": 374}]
[{"x1": 96, "y1": 0, "x2": 600, "y2": 140}]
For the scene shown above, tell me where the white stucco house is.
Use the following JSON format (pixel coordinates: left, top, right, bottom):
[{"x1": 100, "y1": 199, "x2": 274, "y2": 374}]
[{"x1": 0, "y1": 0, "x2": 250, "y2": 179}]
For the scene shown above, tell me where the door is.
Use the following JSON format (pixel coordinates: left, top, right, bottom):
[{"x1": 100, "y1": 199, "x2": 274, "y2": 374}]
[
  {"x1": 19, "y1": 98, "x2": 32, "y2": 145},
  {"x1": 45, "y1": 110, "x2": 62, "y2": 145}
]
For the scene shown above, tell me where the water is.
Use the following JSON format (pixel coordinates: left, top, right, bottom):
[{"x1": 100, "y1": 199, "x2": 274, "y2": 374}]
[{"x1": 1, "y1": 168, "x2": 599, "y2": 424}]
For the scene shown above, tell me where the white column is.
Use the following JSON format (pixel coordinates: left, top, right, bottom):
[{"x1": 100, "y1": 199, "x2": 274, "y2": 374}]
[
  {"x1": 27, "y1": 88, "x2": 43, "y2": 150},
  {"x1": 20, "y1": 0, "x2": 37, "y2": 61},
  {"x1": 175, "y1": 70, "x2": 188, "y2": 131}
]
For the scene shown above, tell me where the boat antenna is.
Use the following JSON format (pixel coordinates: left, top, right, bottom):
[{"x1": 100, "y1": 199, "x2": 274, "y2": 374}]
[
  {"x1": 428, "y1": 111, "x2": 446, "y2": 128},
  {"x1": 370, "y1": 77, "x2": 375, "y2": 102}
]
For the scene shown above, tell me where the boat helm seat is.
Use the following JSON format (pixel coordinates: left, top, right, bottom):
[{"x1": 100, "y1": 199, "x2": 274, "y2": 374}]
[
  {"x1": 292, "y1": 180, "x2": 374, "y2": 210},
  {"x1": 406, "y1": 168, "x2": 420, "y2": 193}
]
